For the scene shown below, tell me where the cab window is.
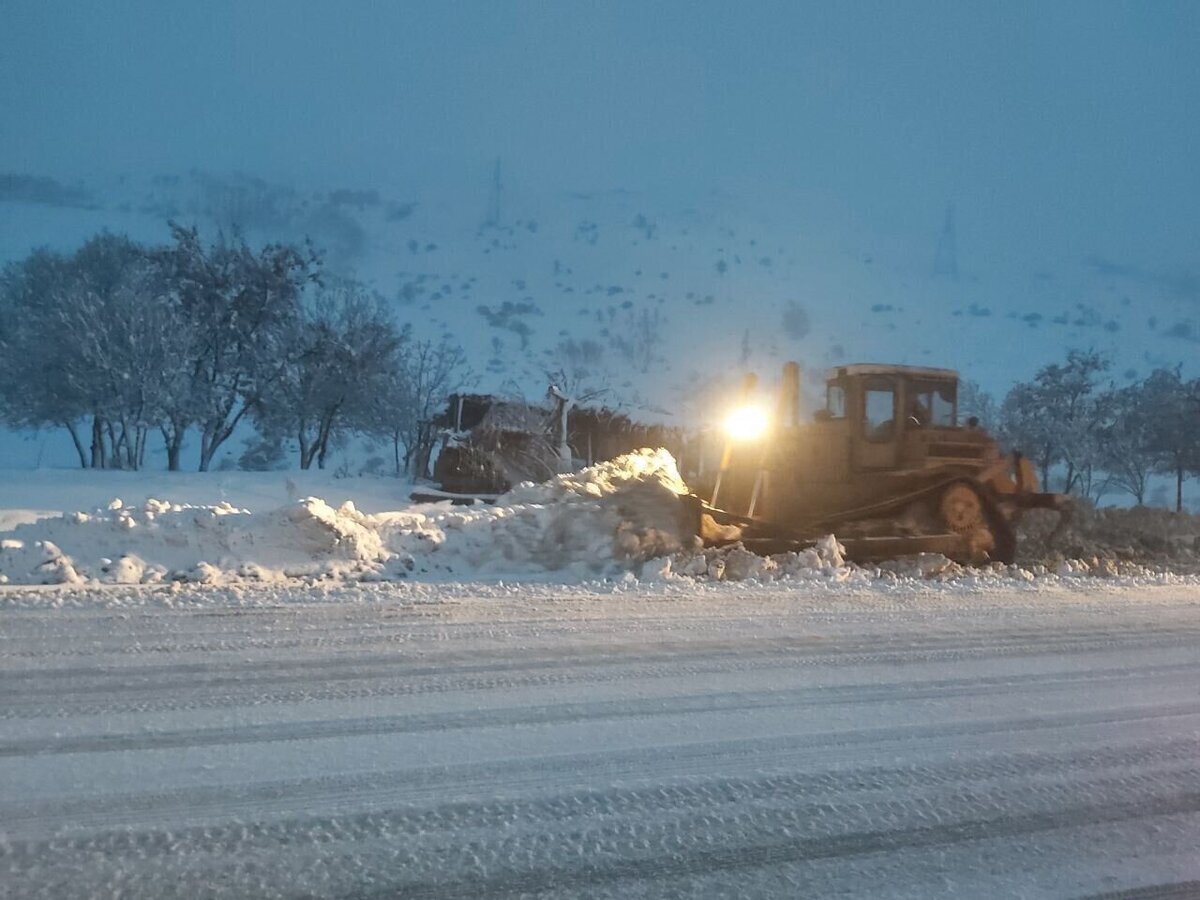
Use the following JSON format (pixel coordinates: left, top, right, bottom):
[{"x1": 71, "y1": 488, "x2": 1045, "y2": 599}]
[
  {"x1": 863, "y1": 379, "x2": 896, "y2": 440},
  {"x1": 909, "y1": 380, "x2": 956, "y2": 427},
  {"x1": 826, "y1": 383, "x2": 846, "y2": 418}
]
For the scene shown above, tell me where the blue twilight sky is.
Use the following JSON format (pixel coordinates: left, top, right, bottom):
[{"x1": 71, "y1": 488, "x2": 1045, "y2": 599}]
[{"x1": 2, "y1": 0, "x2": 1198, "y2": 271}]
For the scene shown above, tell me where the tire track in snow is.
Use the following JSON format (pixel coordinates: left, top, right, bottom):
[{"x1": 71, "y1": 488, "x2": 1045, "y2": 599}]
[
  {"x1": 6, "y1": 733, "x2": 1198, "y2": 839},
  {"x1": 6, "y1": 696, "x2": 1200, "y2": 759},
  {"x1": 6, "y1": 767, "x2": 1200, "y2": 898},
  {"x1": 373, "y1": 791, "x2": 1200, "y2": 899},
  {"x1": 6, "y1": 655, "x2": 1200, "y2": 722}
]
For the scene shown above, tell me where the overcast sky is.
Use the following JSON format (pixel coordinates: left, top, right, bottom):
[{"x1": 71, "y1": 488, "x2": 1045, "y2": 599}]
[{"x1": 3, "y1": 1, "x2": 1198, "y2": 270}]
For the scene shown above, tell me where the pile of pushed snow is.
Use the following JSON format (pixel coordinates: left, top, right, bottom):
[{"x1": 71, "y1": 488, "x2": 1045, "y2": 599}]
[
  {"x1": 0, "y1": 496, "x2": 387, "y2": 585},
  {"x1": 0, "y1": 449, "x2": 699, "y2": 586},
  {"x1": 381, "y1": 446, "x2": 696, "y2": 577}
]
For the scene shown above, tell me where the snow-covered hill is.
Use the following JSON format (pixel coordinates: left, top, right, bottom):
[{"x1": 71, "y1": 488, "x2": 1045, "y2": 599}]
[{"x1": 2, "y1": 168, "x2": 1196, "y2": 468}]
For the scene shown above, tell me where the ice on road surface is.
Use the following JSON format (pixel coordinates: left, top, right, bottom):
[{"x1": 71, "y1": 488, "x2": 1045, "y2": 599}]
[{"x1": 3, "y1": 582, "x2": 1200, "y2": 898}]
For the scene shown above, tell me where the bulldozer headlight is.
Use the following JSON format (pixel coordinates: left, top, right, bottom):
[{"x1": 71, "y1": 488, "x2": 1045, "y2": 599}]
[{"x1": 723, "y1": 404, "x2": 770, "y2": 441}]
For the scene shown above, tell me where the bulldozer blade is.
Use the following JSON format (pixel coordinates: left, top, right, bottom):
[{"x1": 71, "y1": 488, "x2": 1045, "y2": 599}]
[
  {"x1": 1012, "y1": 490, "x2": 1073, "y2": 546},
  {"x1": 839, "y1": 534, "x2": 971, "y2": 562},
  {"x1": 706, "y1": 533, "x2": 972, "y2": 563}
]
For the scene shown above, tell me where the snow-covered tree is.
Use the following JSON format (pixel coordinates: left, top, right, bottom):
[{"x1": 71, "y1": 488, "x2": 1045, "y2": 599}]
[
  {"x1": 1137, "y1": 368, "x2": 1200, "y2": 511},
  {"x1": 1095, "y1": 382, "x2": 1157, "y2": 505},
  {"x1": 53, "y1": 240, "x2": 192, "y2": 470},
  {"x1": 0, "y1": 247, "x2": 91, "y2": 464},
  {"x1": 1000, "y1": 350, "x2": 1109, "y2": 496},
  {"x1": 0, "y1": 235, "x2": 198, "y2": 470},
  {"x1": 255, "y1": 280, "x2": 403, "y2": 470},
  {"x1": 155, "y1": 224, "x2": 319, "y2": 470}
]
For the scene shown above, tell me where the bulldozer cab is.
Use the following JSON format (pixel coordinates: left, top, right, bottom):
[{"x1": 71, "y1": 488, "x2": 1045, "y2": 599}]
[{"x1": 825, "y1": 365, "x2": 959, "y2": 471}]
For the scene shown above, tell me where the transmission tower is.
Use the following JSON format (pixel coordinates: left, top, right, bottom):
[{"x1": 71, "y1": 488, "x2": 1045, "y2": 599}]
[
  {"x1": 933, "y1": 203, "x2": 958, "y2": 279},
  {"x1": 483, "y1": 157, "x2": 502, "y2": 229}
]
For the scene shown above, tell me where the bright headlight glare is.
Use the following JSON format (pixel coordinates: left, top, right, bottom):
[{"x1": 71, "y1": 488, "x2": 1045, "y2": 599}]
[{"x1": 723, "y1": 404, "x2": 770, "y2": 440}]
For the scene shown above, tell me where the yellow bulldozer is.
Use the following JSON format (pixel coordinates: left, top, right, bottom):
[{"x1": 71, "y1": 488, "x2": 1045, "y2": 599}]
[{"x1": 691, "y1": 362, "x2": 1070, "y2": 565}]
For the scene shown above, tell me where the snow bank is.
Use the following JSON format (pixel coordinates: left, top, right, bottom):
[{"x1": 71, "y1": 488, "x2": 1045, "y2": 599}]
[
  {"x1": 0, "y1": 449, "x2": 698, "y2": 586},
  {"x1": 1, "y1": 449, "x2": 1195, "y2": 591}
]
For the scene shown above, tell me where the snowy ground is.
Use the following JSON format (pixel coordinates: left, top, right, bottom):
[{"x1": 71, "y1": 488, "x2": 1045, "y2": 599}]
[{"x1": 3, "y1": 580, "x2": 1200, "y2": 898}]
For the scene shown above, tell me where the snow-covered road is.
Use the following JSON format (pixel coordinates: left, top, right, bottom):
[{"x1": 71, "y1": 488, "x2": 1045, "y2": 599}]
[{"x1": 3, "y1": 583, "x2": 1200, "y2": 898}]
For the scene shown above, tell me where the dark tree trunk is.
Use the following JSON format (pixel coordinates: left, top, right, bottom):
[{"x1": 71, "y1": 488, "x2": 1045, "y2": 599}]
[
  {"x1": 198, "y1": 428, "x2": 216, "y2": 472},
  {"x1": 315, "y1": 409, "x2": 338, "y2": 471},
  {"x1": 106, "y1": 420, "x2": 121, "y2": 469},
  {"x1": 90, "y1": 416, "x2": 106, "y2": 469},
  {"x1": 1177, "y1": 464, "x2": 1185, "y2": 513},
  {"x1": 63, "y1": 421, "x2": 87, "y2": 469},
  {"x1": 198, "y1": 403, "x2": 252, "y2": 472},
  {"x1": 298, "y1": 424, "x2": 316, "y2": 470},
  {"x1": 161, "y1": 422, "x2": 186, "y2": 472}
]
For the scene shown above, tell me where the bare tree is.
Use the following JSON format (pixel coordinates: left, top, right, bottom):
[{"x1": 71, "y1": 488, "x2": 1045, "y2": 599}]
[
  {"x1": 545, "y1": 360, "x2": 609, "y2": 470},
  {"x1": 359, "y1": 337, "x2": 468, "y2": 477},
  {"x1": 609, "y1": 307, "x2": 666, "y2": 374},
  {"x1": 957, "y1": 380, "x2": 997, "y2": 431}
]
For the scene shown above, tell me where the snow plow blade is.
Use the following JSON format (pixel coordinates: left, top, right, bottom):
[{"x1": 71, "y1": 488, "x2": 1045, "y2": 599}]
[
  {"x1": 735, "y1": 534, "x2": 972, "y2": 561},
  {"x1": 688, "y1": 495, "x2": 973, "y2": 562}
]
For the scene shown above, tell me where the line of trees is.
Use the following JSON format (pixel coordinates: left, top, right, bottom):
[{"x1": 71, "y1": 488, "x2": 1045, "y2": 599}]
[
  {"x1": 1, "y1": 230, "x2": 1195, "y2": 503},
  {"x1": 996, "y1": 350, "x2": 1200, "y2": 510},
  {"x1": 0, "y1": 227, "x2": 465, "y2": 473}
]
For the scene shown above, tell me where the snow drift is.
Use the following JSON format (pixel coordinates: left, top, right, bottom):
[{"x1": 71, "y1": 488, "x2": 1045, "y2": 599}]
[{"x1": 0, "y1": 449, "x2": 699, "y2": 586}]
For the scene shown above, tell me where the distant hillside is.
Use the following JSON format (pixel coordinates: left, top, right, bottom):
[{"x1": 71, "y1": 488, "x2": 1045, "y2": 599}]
[{"x1": 2, "y1": 168, "x2": 1196, "y2": 468}]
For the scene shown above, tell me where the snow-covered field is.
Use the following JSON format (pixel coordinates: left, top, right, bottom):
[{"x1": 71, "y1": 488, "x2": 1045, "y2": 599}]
[{"x1": 3, "y1": 581, "x2": 1200, "y2": 898}]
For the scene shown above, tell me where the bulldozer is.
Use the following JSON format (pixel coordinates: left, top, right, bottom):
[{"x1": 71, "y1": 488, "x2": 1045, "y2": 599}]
[{"x1": 690, "y1": 362, "x2": 1069, "y2": 565}]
